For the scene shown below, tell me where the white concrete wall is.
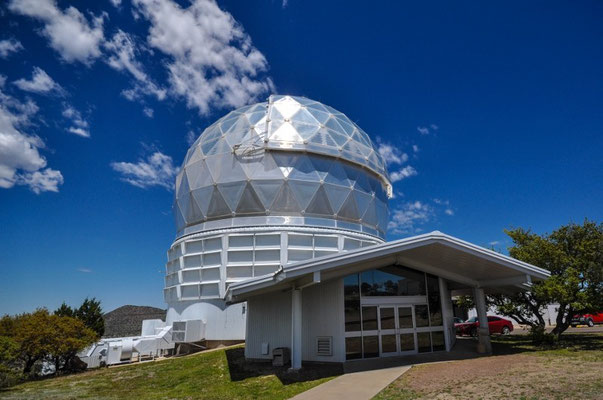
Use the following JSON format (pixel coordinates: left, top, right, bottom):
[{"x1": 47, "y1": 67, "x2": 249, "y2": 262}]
[
  {"x1": 245, "y1": 290, "x2": 292, "y2": 360},
  {"x1": 166, "y1": 299, "x2": 246, "y2": 340},
  {"x1": 244, "y1": 278, "x2": 345, "y2": 362},
  {"x1": 302, "y1": 278, "x2": 345, "y2": 363}
]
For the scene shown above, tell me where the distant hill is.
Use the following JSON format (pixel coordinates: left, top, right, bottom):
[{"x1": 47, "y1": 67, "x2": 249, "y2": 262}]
[{"x1": 103, "y1": 305, "x2": 166, "y2": 338}]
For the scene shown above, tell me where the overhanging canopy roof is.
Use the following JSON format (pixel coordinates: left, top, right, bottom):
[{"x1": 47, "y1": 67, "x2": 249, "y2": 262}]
[{"x1": 225, "y1": 231, "x2": 550, "y2": 303}]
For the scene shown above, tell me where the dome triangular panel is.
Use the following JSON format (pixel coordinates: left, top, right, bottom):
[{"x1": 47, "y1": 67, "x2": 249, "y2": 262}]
[
  {"x1": 305, "y1": 185, "x2": 334, "y2": 216},
  {"x1": 236, "y1": 183, "x2": 265, "y2": 214},
  {"x1": 271, "y1": 182, "x2": 300, "y2": 213}
]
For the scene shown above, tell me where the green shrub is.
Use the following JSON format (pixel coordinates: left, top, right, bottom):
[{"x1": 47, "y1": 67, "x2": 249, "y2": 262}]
[{"x1": 528, "y1": 325, "x2": 557, "y2": 346}]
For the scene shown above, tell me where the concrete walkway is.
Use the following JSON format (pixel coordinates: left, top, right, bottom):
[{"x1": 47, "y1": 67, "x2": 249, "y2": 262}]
[
  {"x1": 290, "y1": 365, "x2": 411, "y2": 400},
  {"x1": 290, "y1": 338, "x2": 484, "y2": 400}
]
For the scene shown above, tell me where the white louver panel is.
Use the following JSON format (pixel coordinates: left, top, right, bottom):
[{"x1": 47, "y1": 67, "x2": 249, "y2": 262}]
[{"x1": 316, "y1": 336, "x2": 332, "y2": 356}]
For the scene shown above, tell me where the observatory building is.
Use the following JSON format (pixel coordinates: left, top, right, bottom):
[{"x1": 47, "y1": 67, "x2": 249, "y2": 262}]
[
  {"x1": 165, "y1": 95, "x2": 550, "y2": 367},
  {"x1": 165, "y1": 95, "x2": 390, "y2": 341}
]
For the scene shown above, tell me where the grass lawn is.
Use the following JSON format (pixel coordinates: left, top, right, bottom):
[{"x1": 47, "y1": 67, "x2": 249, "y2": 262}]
[
  {"x1": 0, "y1": 346, "x2": 339, "y2": 400},
  {"x1": 374, "y1": 333, "x2": 603, "y2": 400}
]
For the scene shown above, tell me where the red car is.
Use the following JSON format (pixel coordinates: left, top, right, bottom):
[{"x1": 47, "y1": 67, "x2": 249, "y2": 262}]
[
  {"x1": 571, "y1": 312, "x2": 603, "y2": 328},
  {"x1": 455, "y1": 315, "x2": 514, "y2": 336}
]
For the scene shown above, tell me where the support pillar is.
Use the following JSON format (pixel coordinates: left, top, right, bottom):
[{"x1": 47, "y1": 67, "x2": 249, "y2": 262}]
[
  {"x1": 438, "y1": 277, "x2": 455, "y2": 351},
  {"x1": 473, "y1": 287, "x2": 492, "y2": 354},
  {"x1": 290, "y1": 288, "x2": 302, "y2": 370}
]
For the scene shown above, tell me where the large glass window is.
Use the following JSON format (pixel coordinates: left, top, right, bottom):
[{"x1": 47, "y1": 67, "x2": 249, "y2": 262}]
[
  {"x1": 360, "y1": 265, "x2": 426, "y2": 296},
  {"x1": 381, "y1": 335, "x2": 397, "y2": 353},
  {"x1": 415, "y1": 304, "x2": 430, "y2": 328},
  {"x1": 398, "y1": 306, "x2": 413, "y2": 329},
  {"x1": 362, "y1": 306, "x2": 378, "y2": 331},
  {"x1": 345, "y1": 337, "x2": 362, "y2": 360},
  {"x1": 432, "y1": 331, "x2": 445, "y2": 352},
  {"x1": 363, "y1": 336, "x2": 379, "y2": 358},
  {"x1": 344, "y1": 274, "x2": 361, "y2": 332},
  {"x1": 400, "y1": 333, "x2": 414, "y2": 351},
  {"x1": 417, "y1": 332, "x2": 432, "y2": 353},
  {"x1": 380, "y1": 307, "x2": 395, "y2": 329}
]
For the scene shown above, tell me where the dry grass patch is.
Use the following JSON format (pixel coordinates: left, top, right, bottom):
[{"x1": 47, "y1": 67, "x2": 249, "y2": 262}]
[{"x1": 375, "y1": 333, "x2": 603, "y2": 400}]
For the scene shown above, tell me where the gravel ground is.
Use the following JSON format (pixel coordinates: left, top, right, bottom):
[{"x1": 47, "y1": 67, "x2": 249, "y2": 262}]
[{"x1": 374, "y1": 333, "x2": 603, "y2": 400}]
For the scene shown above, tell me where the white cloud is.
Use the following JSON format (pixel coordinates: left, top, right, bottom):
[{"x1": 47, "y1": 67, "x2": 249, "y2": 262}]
[
  {"x1": 62, "y1": 105, "x2": 90, "y2": 137},
  {"x1": 377, "y1": 142, "x2": 408, "y2": 165},
  {"x1": 132, "y1": 0, "x2": 273, "y2": 115},
  {"x1": 388, "y1": 201, "x2": 433, "y2": 235},
  {"x1": 390, "y1": 165, "x2": 417, "y2": 182},
  {"x1": 13, "y1": 67, "x2": 65, "y2": 95},
  {"x1": 18, "y1": 168, "x2": 64, "y2": 193},
  {"x1": 77, "y1": 267, "x2": 92, "y2": 273},
  {"x1": 10, "y1": 0, "x2": 272, "y2": 116},
  {"x1": 104, "y1": 30, "x2": 167, "y2": 101},
  {"x1": 67, "y1": 127, "x2": 89, "y2": 137},
  {"x1": 417, "y1": 124, "x2": 439, "y2": 136},
  {"x1": 433, "y1": 198, "x2": 454, "y2": 216},
  {"x1": 8, "y1": 0, "x2": 106, "y2": 65},
  {"x1": 111, "y1": 151, "x2": 178, "y2": 189},
  {"x1": 0, "y1": 82, "x2": 63, "y2": 193},
  {"x1": 412, "y1": 144, "x2": 419, "y2": 153},
  {"x1": 143, "y1": 107, "x2": 154, "y2": 118},
  {"x1": 186, "y1": 130, "x2": 197, "y2": 146},
  {"x1": 489, "y1": 241, "x2": 500, "y2": 246},
  {"x1": 0, "y1": 38, "x2": 23, "y2": 58}
]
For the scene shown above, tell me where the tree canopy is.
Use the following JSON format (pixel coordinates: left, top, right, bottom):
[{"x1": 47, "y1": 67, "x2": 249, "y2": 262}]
[
  {"x1": 492, "y1": 219, "x2": 602, "y2": 338},
  {"x1": 74, "y1": 298, "x2": 104, "y2": 337},
  {"x1": 0, "y1": 298, "x2": 104, "y2": 386}
]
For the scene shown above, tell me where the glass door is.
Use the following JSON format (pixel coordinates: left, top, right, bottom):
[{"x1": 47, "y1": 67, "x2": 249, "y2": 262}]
[
  {"x1": 379, "y1": 306, "x2": 398, "y2": 356},
  {"x1": 361, "y1": 306, "x2": 379, "y2": 358},
  {"x1": 398, "y1": 306, "x2": 417, "y2": 354}
]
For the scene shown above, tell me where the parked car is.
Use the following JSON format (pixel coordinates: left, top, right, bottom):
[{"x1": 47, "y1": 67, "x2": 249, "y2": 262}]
[
  {"x1": 571, "y1": 312, "x2": 603, "y2": 328},
  {"x1": 455, "y1": 315, "x2": 514, "y2": 336},
  {"x1": 453, "y1": 317, "x2": 464, "y2": 324}
]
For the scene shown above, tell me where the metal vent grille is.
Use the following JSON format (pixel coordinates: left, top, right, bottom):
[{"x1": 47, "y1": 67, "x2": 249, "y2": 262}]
[
  {"x1": 173, "y1": 321, "x2": 186, "y2": 331},
  {"x1": 316, "y1": 336, "x2": 332, "y2": 356},
  {"x1": 172, "y1": 332, "x2": 185, "y2": 342}
]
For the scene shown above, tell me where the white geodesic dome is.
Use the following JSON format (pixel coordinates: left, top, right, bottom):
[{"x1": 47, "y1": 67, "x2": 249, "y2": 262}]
[{"x1": 174, "y1": 95, "x2": 391, "y2": 238}]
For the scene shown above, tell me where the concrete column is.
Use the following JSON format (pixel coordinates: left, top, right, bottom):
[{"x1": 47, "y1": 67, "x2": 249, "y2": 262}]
[
  {"x1": 438, "y1": 278, "x2": 455, "y2": 351},
  {"x1": 290, "y1": 288, "x2": 302, "y2": 370},
  {"x1": 473, "y1": 287, "x2": 492, "y2": 354}
]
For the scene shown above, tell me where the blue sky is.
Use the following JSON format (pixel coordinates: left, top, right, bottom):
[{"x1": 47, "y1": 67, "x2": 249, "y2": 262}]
[{"x1": 1, "y1": 0, "x2": 601, "y2": 315}]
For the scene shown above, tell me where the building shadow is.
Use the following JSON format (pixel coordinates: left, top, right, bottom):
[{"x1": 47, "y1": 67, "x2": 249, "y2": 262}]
[
  {"x1": 493, "y1": 332, "x2": 603, "y2": 355},
  {"x1": 226, "y1": 333, "x2": 602, "y2": 381},
  {"x1": 225, "y1": 347, "x2": 342, "y2": 385},
  {"x1": 344, "y1": 337, "x2": 485, "y2": 373}
]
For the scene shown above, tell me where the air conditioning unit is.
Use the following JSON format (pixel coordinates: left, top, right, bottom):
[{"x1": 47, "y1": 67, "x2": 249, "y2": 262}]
[{"x1": 171, "y1": 320, "x2": 205, "y2": 343}]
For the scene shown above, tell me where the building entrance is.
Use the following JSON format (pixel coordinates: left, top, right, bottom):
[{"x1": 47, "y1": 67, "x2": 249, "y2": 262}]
[
  {"x1": 344, "y1": 266, "x2": 447, "y2": 361},
  {"x1": 361, "y1": 304, "x2": 425, "y2": 357}
]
